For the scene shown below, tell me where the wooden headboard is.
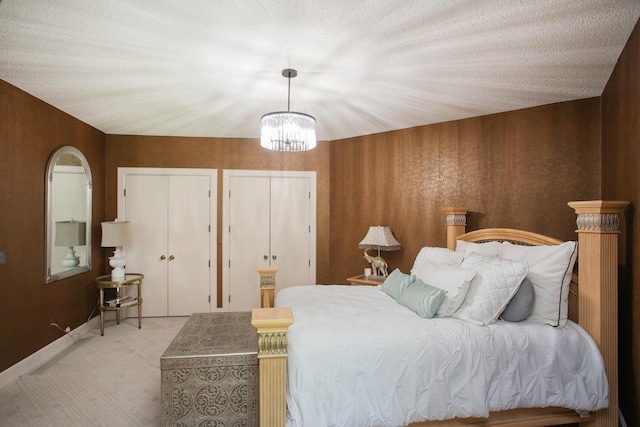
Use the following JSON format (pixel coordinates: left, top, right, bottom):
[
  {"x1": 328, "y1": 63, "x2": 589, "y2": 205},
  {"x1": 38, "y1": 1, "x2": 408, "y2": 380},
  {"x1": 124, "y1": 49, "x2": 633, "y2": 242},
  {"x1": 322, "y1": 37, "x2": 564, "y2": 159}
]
[{"x1": 443, "y1": 201, "x2": 629, "y2": 427}]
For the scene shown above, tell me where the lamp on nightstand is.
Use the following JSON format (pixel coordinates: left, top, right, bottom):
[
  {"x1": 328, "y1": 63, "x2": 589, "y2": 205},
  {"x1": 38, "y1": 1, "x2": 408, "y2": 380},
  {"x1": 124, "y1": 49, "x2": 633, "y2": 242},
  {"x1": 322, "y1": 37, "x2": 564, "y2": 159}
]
[
  {"x1": 359, "y1": 226, "x2": 401, "y2": 278},
  {"x1": 101, "y1": 219, "x2": 131, "y2": 279}
]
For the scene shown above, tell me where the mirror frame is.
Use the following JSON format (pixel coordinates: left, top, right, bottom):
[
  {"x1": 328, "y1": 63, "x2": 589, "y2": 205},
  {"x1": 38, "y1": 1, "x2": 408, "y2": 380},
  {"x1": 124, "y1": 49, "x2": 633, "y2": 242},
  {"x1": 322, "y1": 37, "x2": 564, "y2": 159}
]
[{"x1": 45, "y1": 146, "x2": 93, "y2": 283}]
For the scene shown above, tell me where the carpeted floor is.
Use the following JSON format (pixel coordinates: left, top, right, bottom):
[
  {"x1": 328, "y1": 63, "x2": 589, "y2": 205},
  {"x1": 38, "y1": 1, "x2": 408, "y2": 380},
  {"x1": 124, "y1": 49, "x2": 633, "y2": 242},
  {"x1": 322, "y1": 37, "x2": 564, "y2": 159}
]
[{"x1": 0, "y1": 316, "x2": 189, "y2": 427}]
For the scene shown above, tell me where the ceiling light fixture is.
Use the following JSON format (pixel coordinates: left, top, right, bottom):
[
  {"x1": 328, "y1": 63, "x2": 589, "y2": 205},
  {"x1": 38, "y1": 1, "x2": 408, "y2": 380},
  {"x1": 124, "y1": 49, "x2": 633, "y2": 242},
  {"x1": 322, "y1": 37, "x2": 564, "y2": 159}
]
[{"x1": 261, "y1": 69, "x2": 316, "y2": 152}]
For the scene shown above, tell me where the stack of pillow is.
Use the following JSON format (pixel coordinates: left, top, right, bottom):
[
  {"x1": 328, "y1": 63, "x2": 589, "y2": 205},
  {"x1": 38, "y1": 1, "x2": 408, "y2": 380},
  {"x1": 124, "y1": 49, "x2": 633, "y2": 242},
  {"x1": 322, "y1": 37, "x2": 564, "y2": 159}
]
[{"x1": 381, "y1": 239, "x2": 577, "y2": 327}]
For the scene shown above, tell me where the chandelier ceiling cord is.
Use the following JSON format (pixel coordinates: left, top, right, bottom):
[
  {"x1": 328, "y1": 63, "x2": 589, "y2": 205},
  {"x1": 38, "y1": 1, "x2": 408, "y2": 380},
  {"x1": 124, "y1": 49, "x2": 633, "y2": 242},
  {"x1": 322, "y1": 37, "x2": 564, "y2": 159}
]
[{"x1": 260, "y1": 69, "x2": 317, "y2": 152}]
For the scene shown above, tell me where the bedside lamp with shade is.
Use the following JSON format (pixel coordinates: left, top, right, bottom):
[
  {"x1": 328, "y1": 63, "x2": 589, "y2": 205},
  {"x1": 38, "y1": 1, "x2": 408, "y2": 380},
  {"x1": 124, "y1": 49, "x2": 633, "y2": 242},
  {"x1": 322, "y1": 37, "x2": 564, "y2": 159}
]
[
  {"x1": 101, "y1": 219, "x2": 131, "y2": 279},
  {"x1": 359, "y1": 226, "x2": 401, "y2": 279},
  {"x1": 55, "y1": 220, "x2": 86, "y2": 268}
]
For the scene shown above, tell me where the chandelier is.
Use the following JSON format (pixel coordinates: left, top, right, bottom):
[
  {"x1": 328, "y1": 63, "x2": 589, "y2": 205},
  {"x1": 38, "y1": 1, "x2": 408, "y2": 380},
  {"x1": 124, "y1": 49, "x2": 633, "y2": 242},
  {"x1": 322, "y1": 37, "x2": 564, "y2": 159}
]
[{"x1": 261, "y1": 69, "x2": 316, "y2": 151}]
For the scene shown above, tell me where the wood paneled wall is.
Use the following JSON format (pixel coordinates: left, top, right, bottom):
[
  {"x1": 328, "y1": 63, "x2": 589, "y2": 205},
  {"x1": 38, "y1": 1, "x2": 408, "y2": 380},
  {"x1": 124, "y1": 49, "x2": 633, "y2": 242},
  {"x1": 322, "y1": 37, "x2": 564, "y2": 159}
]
[
  {"x1": 0, "y1": 80, "x2": 106, "y2": 373},
  {"x1": 601, "y1": 18, "x2": 640, "y2": 427},
  {"x1": 105, "y1": 135, "x2": 331, "y2": 305},
  {"x1": 328, "y1": 99, "x2": 601, "y2": 283}
]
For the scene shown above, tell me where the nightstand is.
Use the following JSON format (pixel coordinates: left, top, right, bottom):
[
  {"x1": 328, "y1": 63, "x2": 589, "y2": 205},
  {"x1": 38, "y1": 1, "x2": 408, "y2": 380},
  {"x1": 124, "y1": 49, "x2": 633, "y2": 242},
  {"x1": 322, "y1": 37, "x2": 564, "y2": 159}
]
[
  {"x1": 346, "y1": 274, "x2": 385, "y2": 286},
  {"x1": 95, "y1": 273, "x2": 144, "y2": 336}
]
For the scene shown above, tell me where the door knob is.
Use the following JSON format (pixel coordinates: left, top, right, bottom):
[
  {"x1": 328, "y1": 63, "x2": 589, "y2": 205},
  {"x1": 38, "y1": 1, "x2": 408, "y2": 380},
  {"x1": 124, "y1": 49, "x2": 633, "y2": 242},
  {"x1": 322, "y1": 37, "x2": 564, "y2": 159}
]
[
  {"x1": 160, "y1": 255, "x2": 166, "y2": 260},
  {"x1": 263, "y1": 255, "x2": 268, "y2": 260},
  {"x1": 169, "y1": 255, "x2": 175, "y2": 260},
  {"x1": 272, "y1": 255, "x2": 277, "y2": 260}
]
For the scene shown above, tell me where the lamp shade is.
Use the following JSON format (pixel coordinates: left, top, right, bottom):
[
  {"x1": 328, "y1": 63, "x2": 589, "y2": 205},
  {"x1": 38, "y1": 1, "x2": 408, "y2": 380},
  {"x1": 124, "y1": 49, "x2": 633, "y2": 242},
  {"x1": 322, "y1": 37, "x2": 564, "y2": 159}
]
[
  {"x1": 101, "y1": 220, "x2": 131, "y2": 247},
  {"x1": 55, "y1": 221, "x2": 86, "y2": 247},
  {"x1": 359, "y1": 226, "x2": 401, "y2": 251}
]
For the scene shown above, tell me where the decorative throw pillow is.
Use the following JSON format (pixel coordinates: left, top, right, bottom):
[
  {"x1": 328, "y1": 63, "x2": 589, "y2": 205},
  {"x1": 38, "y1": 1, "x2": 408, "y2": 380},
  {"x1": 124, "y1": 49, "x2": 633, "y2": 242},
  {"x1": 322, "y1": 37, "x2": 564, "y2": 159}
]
[
  {"x1": 499, "y1": 277, "x2": 535, "y2": 322},
  {"x1": 411, "y1": 260, "x2": 476, "y2": 317},
  {"x1": 499, "y1": 240, "x2": 577, "y2": 327},
  {"x1": 398, "y1": 278, "x2": 446, "y2": 319},
  {"x1": 453, "y1": 252, "x2": 528, "y2": 326},
  {"x1": 412, "y1": 246, "x2": 464, "y2": 267},
  {"x1": 381, "y1": 268, "x2": 415, "y2": 301},
  {"x1": 455, "y1": 240, "x2": 502, "y2": 257}
]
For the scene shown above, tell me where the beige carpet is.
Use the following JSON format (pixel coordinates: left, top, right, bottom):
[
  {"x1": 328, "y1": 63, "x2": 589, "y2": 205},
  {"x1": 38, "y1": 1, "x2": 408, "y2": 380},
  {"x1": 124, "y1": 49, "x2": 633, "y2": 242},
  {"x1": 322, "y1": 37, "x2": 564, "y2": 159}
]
[{"x1": 0, "y1": 316, "x2": 189, "y2": 427}]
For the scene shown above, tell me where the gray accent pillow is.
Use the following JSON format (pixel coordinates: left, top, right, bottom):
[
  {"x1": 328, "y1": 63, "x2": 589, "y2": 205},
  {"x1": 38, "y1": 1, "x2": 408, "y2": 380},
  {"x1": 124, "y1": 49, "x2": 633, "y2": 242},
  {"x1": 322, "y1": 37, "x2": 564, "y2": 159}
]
[{"x1": 500, "y1": 277, "x2": 535, "y2": 322}]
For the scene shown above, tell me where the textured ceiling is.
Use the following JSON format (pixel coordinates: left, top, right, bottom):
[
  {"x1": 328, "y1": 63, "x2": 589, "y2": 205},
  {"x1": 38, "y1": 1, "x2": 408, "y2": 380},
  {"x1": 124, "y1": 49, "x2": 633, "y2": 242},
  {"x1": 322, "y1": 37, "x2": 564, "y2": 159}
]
[{"x1": 1, "y1": 0, "x2": 639, "y2": 141}]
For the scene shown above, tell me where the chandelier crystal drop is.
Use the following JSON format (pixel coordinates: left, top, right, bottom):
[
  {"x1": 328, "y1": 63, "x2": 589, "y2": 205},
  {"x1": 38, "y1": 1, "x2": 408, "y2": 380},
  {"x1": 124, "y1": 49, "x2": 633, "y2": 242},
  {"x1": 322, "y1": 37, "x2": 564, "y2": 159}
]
[{"x1": 260, "y1": 69, "x2": 316, "y2": 152}]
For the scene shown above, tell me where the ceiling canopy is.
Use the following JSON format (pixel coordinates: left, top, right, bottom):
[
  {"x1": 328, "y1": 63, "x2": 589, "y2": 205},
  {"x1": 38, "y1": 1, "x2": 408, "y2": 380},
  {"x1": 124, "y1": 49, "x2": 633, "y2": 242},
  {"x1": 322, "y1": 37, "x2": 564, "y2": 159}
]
[{"x1": 1, "y1": 0, "x2": 639, "y2": 141}]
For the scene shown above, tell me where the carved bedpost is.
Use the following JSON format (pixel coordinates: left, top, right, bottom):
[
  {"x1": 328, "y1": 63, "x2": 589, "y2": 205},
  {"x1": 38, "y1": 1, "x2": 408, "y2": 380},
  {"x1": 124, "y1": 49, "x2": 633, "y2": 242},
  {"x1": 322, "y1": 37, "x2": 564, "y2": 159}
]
[
  {"x1": 258, "y1": 266, "x2": 278, "y2": 308},
  {"x1": 251, "y1": 307, "x2": 294, "y2": 427},
  {"x1": 443, "y1": 207, "x2": 468, "y2": 250},
  {"x1": 568, "y1": 200, "x2": 629, "y2": 427}
]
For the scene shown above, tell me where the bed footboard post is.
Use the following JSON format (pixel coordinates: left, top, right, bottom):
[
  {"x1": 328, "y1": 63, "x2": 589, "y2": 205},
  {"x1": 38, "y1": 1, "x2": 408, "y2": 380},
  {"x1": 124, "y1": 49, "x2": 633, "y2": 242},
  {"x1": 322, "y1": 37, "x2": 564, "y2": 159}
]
[
  {"x1": 443, "y1": 207, "x2": 468, "y2": 250},
  {"x1": 568, "y1": 200, "x2": 629, "y2": 427},
  {"x1": 257, "y1": 267, "x2": 278, "y2": 308},
  {"x1": 251, "y1": 307, "x2": 294, "y2": 427}
]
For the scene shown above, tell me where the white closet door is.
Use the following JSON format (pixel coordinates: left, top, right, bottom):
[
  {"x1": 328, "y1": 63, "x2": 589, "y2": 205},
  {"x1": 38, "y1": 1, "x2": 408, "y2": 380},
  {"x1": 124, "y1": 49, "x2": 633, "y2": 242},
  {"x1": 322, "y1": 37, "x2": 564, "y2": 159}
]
[
  {"x1": 124, "y1": 174, "x2": 169, "y2": 317},
  {"x1": 167, "y1": 175, "x2": 211, "y2": 316},
  {"x1": 228, "y1": 176, "x2": 271, "y2": 311},
  {"x1": 270, "y1": 177, "x2": 312, "y2": 290}
]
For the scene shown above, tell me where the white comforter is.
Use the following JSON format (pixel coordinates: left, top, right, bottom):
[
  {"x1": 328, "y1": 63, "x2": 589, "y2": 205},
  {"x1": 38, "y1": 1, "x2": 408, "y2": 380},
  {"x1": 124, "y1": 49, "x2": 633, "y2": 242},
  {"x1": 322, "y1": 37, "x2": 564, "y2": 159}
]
[{"x1": 275, "y1": 285, "x2": 608, "y2": 427}]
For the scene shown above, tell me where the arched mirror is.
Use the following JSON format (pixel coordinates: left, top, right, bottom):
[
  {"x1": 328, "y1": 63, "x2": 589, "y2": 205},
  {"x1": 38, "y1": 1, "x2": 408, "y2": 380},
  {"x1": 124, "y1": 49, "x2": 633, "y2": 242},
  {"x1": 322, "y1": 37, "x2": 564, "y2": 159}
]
[{"x1": 46, "y1": 146, "x2": 92, "y2": 283}]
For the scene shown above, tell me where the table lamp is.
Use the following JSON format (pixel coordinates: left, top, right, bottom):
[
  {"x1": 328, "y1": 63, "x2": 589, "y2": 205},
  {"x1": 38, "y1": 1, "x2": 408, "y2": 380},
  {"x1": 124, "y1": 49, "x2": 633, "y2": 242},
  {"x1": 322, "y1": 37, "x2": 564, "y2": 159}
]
[
  {"x1": 101, "y1": 219, "x2": 131, "y2": 279},
  {"x1": 359, "y1": 226, "x2": 401, "y2": 278}
]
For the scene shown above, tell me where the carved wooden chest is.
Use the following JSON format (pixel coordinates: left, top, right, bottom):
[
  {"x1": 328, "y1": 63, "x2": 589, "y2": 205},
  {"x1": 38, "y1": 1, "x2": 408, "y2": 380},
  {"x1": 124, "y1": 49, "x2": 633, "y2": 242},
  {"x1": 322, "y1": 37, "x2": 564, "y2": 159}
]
[{"x1": 161, "y1": 312, "x2": 258, "y2": 427}]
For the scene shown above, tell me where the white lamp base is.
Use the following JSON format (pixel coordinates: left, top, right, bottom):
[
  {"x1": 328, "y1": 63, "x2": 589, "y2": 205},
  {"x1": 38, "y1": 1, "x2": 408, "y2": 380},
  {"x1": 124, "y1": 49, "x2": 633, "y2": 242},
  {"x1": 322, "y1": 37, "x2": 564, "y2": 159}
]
[
  {"x1": 61, "y1": 246, "x2": 80, "y2": 268},
  {"x1": 109, "y1": 247, "x2": 127, "y2": 279}
]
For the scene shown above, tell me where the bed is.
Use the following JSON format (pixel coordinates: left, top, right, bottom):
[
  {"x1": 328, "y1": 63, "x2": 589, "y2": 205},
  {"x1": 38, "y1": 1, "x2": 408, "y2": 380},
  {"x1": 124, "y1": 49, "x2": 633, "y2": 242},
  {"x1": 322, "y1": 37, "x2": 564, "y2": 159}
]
[{"x1": 250, "y1": 200, "x2": 629, "y2": 427}]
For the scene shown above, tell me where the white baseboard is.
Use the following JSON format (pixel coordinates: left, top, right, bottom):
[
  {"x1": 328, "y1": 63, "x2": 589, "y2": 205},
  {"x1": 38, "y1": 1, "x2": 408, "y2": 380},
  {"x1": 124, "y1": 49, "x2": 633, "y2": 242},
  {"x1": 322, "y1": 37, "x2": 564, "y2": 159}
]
[
  {"x1": 0, "y1": 317, "x2": 99, "y2": 390},
  {"x1": 619, "y1": 407, "x2": 627, "y2": 427}
]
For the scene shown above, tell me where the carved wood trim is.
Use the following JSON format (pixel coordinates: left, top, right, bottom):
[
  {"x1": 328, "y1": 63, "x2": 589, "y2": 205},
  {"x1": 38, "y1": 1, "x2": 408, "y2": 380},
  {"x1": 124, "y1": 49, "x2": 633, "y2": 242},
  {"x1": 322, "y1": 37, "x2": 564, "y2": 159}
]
[
  {"x1": 251, "y1": 308, "x2": 294, "y2": 427},
  {"x1": 257, "y1": 266, "x2": 278, "y2": 308},
  {"x1": 568, "y1": 200, "x2": 629, "y2": 427},
  {"x1": 458, "y1": 227, "x2": 564, "y2": 246},
  {"x1": 443, "y1": 207, "x2": 467, "y2": 250}
]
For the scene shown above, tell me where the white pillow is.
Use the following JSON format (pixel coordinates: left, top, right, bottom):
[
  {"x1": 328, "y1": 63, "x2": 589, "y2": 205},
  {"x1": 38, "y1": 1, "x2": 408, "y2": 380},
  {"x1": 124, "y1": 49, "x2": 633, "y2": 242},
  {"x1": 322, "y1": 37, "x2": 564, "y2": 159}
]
[
  {"x1": 453, "y1": 252, "x2": 528, "y2": 326},
  {"x1": 413, "y1": 246, "x2": 464, "y2": 267},
  {"x1": 499, "y1": 241, "x2": 577, "y2": 327},
  {"x1": 411, "y1": 260, "x2": 476, "y2": 317},
  {"x1": 455, "y1": 240, "x2": 502, "y2": 257}
]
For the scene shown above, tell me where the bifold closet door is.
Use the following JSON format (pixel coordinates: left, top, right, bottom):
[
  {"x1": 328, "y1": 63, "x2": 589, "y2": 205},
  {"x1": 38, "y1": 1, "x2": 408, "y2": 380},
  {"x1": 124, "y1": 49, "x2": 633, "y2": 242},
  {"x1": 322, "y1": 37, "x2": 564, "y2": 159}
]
[
  {"x1": 270, "y1": 177, "x2": 312, "y2": 290},
  {"x1": 227, "y1": 176, "x2": 271, "y2": 311},
  {"x1": 124, "y1": 174, "x2": 169, "y2": 317},
  {"x1": 226, "y1": 174, "x2": 312, "y2": 311},
  {"x1": 124, "y1": 174, "x2": 211, "y2": 317},
  {"x1": 167, "y1": 175, "x2": 210, "y2": 316}
]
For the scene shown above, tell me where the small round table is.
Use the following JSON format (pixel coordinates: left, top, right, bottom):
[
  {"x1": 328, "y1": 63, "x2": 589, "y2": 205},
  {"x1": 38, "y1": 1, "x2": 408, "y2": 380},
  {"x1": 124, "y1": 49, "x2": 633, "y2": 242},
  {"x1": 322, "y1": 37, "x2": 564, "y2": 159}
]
[{"x1": 95, "y1": 273, "x2": 144, "y2": 336}]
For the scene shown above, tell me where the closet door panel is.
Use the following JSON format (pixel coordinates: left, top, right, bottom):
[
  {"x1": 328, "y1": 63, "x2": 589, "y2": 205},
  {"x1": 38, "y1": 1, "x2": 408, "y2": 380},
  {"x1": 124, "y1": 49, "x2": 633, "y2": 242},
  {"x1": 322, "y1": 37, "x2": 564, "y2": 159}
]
[
  {"x1": 270, "y1": 177, "x2": 312, "y2": 290},
  {"x1": 167, "y1": 175, "x2": 211, "y2": 316},
  {"x1": 124, "y1": 174, "x2": 169, "y2": 317},
  {"x1": 228, "y1": 176, "x2": 271, "y2": 311}
]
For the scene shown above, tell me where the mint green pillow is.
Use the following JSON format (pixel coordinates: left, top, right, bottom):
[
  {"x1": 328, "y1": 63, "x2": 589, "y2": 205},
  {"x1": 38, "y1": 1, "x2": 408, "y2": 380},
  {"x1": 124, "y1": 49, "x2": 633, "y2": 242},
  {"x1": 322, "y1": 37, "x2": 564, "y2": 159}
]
[
  {"x1": 399, "y1": 278, "x2": 446, "y2": 319},
  {"x1": 381, "y1": 269, "x2": 415, "y2": 301}
]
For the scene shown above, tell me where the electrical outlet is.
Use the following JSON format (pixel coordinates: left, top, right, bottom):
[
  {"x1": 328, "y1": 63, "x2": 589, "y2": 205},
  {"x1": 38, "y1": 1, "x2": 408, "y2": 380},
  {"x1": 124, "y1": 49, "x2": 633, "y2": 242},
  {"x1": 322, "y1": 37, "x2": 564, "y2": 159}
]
[{"x1": 0, "y1": 250, "x2": 6, "y2": 266}]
